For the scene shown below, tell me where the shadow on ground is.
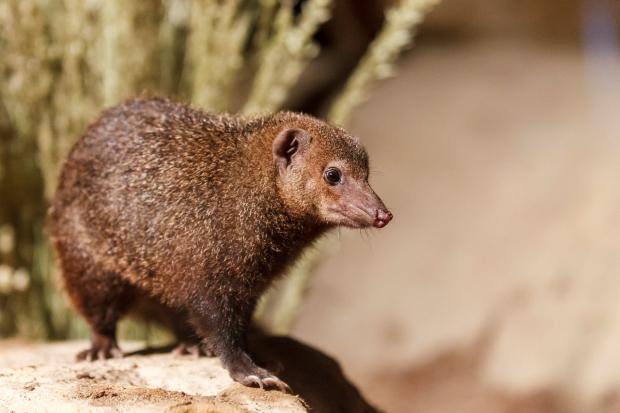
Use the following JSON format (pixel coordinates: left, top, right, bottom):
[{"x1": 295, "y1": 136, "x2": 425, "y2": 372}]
[{"x1": 130, "y1": 334, "x2": 381, "y2": 413}]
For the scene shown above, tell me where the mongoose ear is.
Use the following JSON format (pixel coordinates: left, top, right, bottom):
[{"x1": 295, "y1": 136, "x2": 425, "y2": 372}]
[{"x1": 272, "y1": 128, "x2": 310, "y2": 173}]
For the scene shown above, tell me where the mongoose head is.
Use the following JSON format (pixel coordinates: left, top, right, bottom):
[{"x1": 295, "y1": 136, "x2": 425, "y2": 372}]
[{"x1": 271, "y1": 114, "x2": 393, "y2": 229}]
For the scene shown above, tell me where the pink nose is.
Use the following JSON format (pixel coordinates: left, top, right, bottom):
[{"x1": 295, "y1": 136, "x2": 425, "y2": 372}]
[{"x1": 373, "y1": 209, "x2": 393, "y2": 228}]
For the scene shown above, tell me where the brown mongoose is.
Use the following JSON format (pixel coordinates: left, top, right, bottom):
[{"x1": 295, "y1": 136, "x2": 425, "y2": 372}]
[{"x1": 48, "y1": 97, "x2": 393, "y2": 391}]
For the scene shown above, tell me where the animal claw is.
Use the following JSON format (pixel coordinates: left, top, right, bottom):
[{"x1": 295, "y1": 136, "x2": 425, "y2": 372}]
[
  {"x1": 263, "y1": 376, "x2": 291, "y2": 393},
  {"x1": 245, "y1": 374, "x2": 263, "y2": 389},
  {"x1": 240, "y1": 373, "x2": 291, "y2": 393}
]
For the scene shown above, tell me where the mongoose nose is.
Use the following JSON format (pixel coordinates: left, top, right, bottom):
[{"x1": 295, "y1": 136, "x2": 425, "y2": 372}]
[{"x1": 373, "y1": 209, "x2": 393, "y2": 228}]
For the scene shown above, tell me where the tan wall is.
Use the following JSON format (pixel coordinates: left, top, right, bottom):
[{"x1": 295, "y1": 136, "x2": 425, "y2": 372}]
[
  {"x1": 424, "y1": 0, "x2": 603, "y2": 42},
  {"x1": 295, "y1": 4, "x2": 620, "y2": 410}
]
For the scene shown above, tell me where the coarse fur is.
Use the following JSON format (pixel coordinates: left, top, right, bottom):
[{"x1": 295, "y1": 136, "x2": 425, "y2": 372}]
[{"x1": 48, "y1": 97, "x2": 392, "y2": 391}]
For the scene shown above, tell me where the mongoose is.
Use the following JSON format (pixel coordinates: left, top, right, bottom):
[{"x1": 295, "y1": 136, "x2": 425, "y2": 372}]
[{"x1": 48, "y1": 97, "x2": 393, "y2": 391}]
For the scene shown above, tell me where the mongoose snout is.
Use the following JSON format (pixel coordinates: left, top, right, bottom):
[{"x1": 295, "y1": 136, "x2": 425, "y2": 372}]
[
  {"x1": 374, "y1": 209, "x2": 393, "y2": 228},
  {"x1": 48, "y1": 97, "x2": 393, "y2": 392},
  {"x1": 321, "y1": 176, "x2": 393, "y2": 229}
]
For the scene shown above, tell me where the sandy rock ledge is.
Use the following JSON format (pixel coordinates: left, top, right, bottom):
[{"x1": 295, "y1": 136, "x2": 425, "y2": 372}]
[
  {"x1": 0, "y1": 340, "x2": 303, "y2": 413},
  {"x1": 0, "y1": 338, "x2": 378, "y2": 413}
]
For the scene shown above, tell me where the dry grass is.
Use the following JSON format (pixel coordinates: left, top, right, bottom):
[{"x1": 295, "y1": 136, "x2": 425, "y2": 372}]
[{"x1": 0, "y1": 0, "x2": 438, "y2": 339}]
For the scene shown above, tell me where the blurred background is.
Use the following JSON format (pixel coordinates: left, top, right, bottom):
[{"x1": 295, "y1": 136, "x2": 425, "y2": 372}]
[{"x1": 2, "y1": 0, "x2": 620, "y2": 412}]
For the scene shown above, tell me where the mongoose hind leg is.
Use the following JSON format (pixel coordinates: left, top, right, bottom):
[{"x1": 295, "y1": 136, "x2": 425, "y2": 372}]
[
  {"x1": 57, "y1": 244, "x2": 135, "y2": 361},
  {"x1": 71, "y1": 272, "x2": 136, "y2": 361},
  {"x1": 71, "y1": 277, "x2": 134, "y2": 361}
]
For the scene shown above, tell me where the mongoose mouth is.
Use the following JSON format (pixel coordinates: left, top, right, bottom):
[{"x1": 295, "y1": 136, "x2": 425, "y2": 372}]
[
  {"x1": 373, "y1": 209, "x2": 393, "y2": 228},
  {"x1": 328, "y1": 204, "x2": 393, "y2": 229}
]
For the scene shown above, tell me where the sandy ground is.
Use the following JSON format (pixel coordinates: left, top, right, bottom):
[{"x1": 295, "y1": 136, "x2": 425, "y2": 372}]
[
  {"x1": 0, "y1": 340, "x2": 306, "y2": 413},
  {"x1": 0, "y1": 336, "x2": 379, "y2": 413},
  {"x1": 294, "y1": 37, "x2": 620, "y2": 412}
]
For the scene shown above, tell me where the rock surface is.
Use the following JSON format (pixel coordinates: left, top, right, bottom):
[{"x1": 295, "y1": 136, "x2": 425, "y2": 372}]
[{"x1": 0, "y1": 338, "x2": 378, "y2": 413}]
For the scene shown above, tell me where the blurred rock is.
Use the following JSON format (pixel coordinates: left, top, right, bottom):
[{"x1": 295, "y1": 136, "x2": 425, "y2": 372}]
[{"x1": 295, "y1": 32, "x2": 620, "y2": 413}]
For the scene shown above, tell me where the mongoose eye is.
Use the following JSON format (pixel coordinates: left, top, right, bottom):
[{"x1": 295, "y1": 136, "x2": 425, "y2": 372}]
[{"x1": 324, "y1": 167, "x2": 342, "y2": 185}]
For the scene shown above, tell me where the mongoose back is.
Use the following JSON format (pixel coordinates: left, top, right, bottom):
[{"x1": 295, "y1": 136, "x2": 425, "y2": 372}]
[{"x1": 48, "y1": 97, "x2": 393, "y2": 391}]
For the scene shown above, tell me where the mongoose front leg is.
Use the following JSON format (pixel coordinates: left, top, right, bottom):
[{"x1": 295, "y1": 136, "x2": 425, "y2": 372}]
[
  {"x1": 190, "y1": 296, "x2": 291, "y2": 392},
  {"x1": 222, "y1": 348, "x2": 290, "y2": 392}
]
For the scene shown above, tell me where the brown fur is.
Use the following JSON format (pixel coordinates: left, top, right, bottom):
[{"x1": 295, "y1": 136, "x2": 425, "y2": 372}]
[{"x1": 48, "y1": 97, "x2": 391, "y2": 391}]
